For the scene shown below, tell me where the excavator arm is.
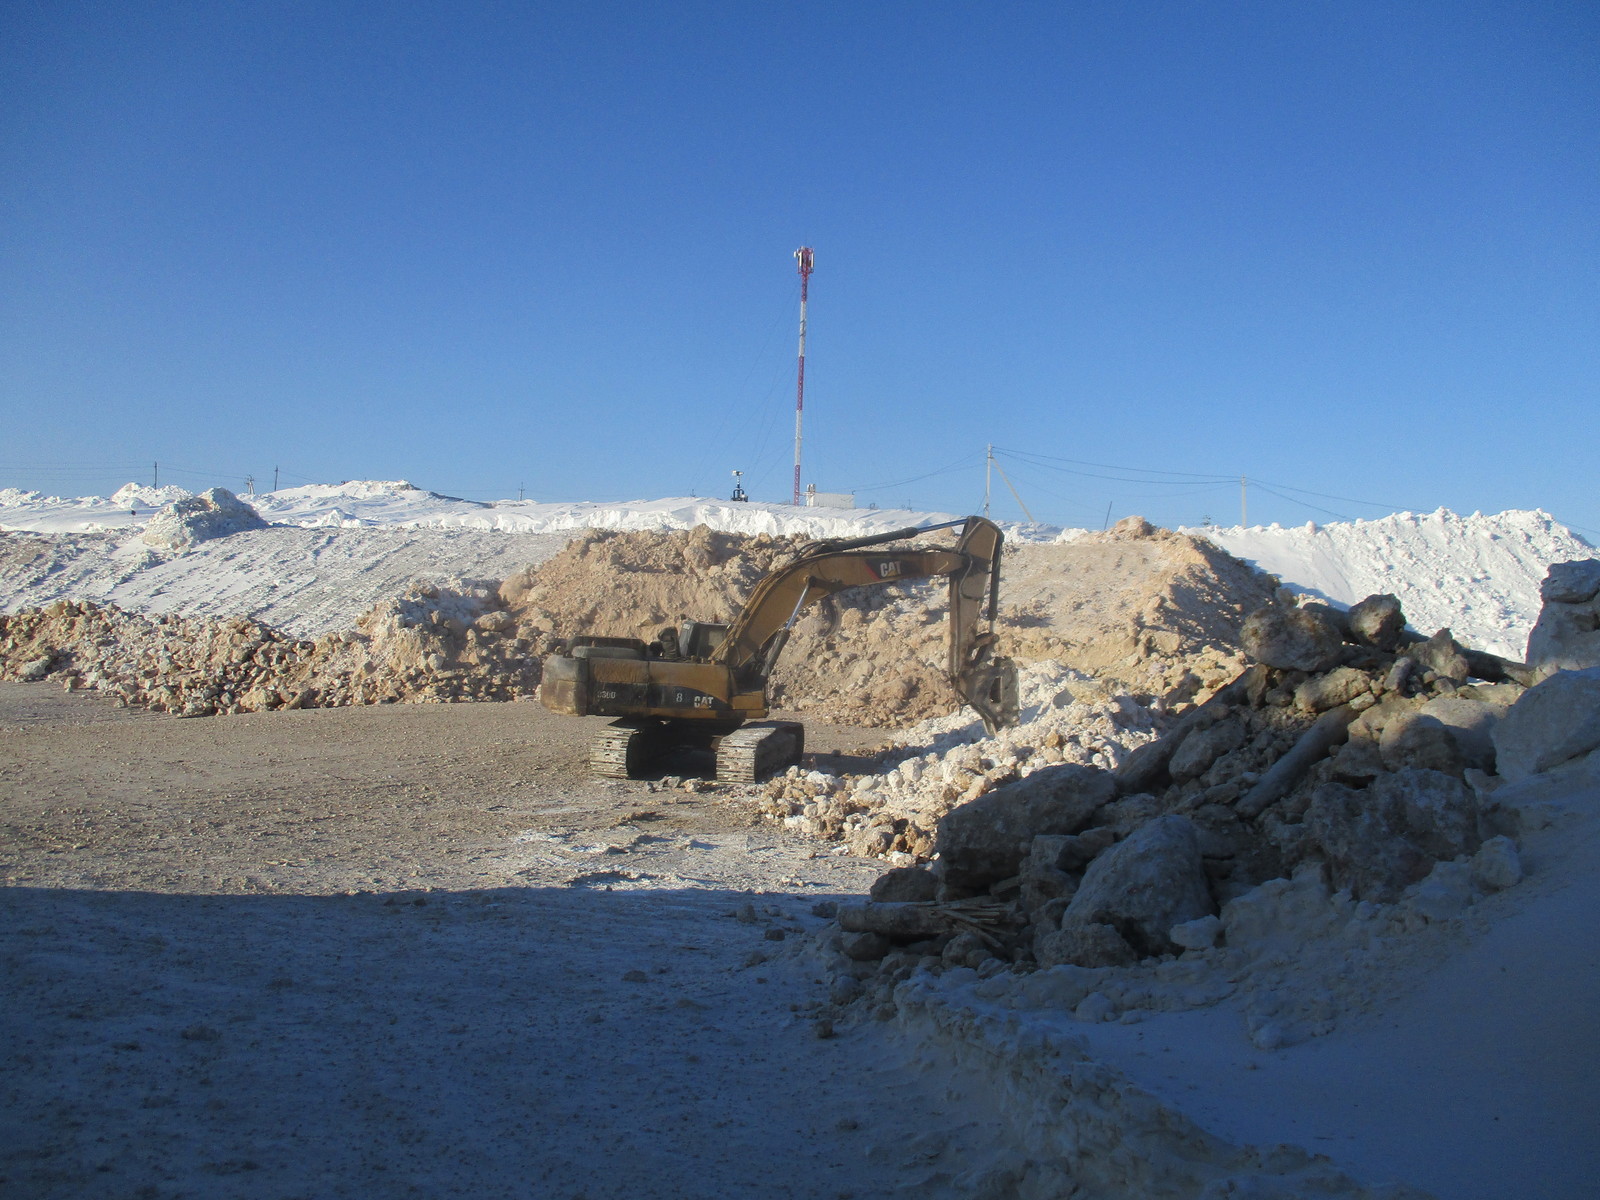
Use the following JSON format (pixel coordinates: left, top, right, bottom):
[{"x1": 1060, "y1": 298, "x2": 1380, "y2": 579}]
[
  {"x1": 711, "y1": 516, "x2": 1019, "y2": 733},
  {"x1": 944, "y1": 516, "x2": 1019, "y2": 734},
  {"x1": 540, "y1": 515, "x2": 1019, "y2": 779}
]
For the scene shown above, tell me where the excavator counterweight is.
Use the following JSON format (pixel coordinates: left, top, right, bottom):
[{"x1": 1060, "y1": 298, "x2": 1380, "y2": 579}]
[{"x1": 538, "y1": 516, "x2": 1018, "y2": 780}]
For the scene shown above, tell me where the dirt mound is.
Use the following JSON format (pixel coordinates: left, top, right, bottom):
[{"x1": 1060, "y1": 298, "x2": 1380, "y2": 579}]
[{"x1": 998, "y1": 523, "x2": 1274, "y2": 688}]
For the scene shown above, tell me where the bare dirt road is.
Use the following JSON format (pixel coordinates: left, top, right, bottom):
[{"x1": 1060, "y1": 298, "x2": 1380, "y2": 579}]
[{"x1": 0, "y1": 686, "x2": 1015, "y2": 1200}]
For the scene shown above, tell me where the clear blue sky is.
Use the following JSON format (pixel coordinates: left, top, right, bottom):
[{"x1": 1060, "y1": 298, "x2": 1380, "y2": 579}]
[{"x1": 3, "y1": 2, "x2": 1596, "y2": 535}]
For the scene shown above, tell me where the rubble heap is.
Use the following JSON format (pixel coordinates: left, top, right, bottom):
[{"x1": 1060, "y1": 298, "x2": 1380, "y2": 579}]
[
  {"x1": 813, "y1": 567, "x2": 1600, "y2": 1048},
  {"x1": 0, "y1": 581, "x2": 555, "y2": 715}
]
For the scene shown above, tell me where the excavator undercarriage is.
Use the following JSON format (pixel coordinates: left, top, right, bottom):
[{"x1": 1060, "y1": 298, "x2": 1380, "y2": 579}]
[{"x1": 539, "y1": 516, "x2": 1019, "y2": 781}]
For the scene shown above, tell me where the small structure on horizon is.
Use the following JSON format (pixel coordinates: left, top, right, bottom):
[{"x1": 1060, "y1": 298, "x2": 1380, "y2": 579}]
[{"x1": 803, "y1": 484, "x2": 854, "y2": 509}]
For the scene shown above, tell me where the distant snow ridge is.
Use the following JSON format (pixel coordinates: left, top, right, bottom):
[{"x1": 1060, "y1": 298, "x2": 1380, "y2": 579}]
[
  {"x1": 111, "y1": 483, "x2": 194, "y2": 508},
  {"x1": 1191, "y1": 508, "x2": 1592, "y2": 660},
  {"x1": 253, "y1": 485, "x2": 976, "y2": 539},
  {"x1": 1, "y1": 479, "x2": 1008, "y2": 540}
]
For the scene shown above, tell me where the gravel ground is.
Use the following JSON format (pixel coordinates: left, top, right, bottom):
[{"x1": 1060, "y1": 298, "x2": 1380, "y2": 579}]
[{"x1": 0, "y1": 686, "x2": 1014, "y2": 1200}]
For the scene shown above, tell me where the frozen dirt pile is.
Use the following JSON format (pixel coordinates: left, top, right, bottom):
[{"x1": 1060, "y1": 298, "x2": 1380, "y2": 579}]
[
  {"x1": 0, "y1": 580, "x2": 556, "y2": 716},
  {"x1": 813, "y1": 582, "x2": 1547, "y2": 985}
]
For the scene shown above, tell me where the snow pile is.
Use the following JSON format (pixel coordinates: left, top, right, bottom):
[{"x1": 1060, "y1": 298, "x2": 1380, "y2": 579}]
[
  {"x1": 141, "y1": 487, "x2": 269, "y2": 551},
  {"x1": 1192, "y1": 508, "x2": 1592, "y2": 660},
  {"x1": 833, "y1": 643, "x2": 1600, "y2": 1198},
  {"x1": 111, "y1": 483, "x2": 193, "y2": 508},
  {"x1": 781, "y1": 586, "x2": 1600, "y2": 1200},
  {"x1": 4, "y1": 482, "x2": 1590, "y2": 671}
]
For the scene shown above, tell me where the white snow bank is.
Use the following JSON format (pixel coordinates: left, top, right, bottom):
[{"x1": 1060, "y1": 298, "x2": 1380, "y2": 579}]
[
  {"x1": 1189, "y1": 508, "x2": 1592, "y2": 660},
  {"x1": 257, "y1": 487, "x2": 981, "y2": 540},
  {"x1": 2, "y1": 479, "x2": 1009, "y2": 540}
]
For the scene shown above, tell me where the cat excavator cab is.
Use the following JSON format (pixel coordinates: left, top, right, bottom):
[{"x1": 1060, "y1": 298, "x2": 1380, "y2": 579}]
[{"x1": 539, "y1": 516, "x2": 1019, "y2": 781}]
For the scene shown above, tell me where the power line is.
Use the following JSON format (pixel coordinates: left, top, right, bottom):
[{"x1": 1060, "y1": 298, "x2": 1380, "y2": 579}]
[
  {"x1": 993, "y1": 449, "x2": 1234, "y2": 487},
  {"x1": 1246, "y1": 476, "x2": 1417, "y2": 514},
  {"x1": 993, "y1": 446, "x2": 1235, "y2": 482},
  {"x1": 1247, "y1": 481, "x2": 1354, "y2": 522},
  {"x1": 847, "y1": 453, "x2": 982, "y2": 495}
]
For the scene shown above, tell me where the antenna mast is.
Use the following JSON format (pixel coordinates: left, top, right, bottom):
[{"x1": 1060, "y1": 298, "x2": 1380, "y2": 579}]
[{"x1": 792, "y1": 246, "x2": 814, "y2": 505}]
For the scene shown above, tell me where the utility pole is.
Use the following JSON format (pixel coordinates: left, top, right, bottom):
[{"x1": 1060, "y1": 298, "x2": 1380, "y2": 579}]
[
  {"x1": 245, "y1": 474, "x2": 255, "y2": 496},
  {"x1": 273, "y1": 466, "x2": 279, "y2": 492},
  {"x1": 792, "y1": 246, "x2": 814, "y2": 506},
  {"x1": 153, "y1": 462, "x2": 159, "y2": 489},
  {"x1": 1241, "y1": 476, "x2": 1248, "y2": 526},
  {"x1": 518, "y1": 483, "x2": 525, "y2": 501},
  {"x1": 984, "y1": 444, "x2": 993, "y2": 518},
  {"x1": 989, "y1": 452, "x2": 1035, "y2": 523}
]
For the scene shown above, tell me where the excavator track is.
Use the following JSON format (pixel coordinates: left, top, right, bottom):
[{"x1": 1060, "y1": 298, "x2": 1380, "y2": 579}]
[
  {"x1": 589, "y1": 719, "x2": 671, "y2": 780},
  {"x1": 714, "y1": 721, "x2": 805, "y2": 784}
]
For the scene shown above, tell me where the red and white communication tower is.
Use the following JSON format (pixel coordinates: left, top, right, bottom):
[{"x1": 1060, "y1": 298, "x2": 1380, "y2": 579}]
[{"x1": 791, "y1": 246, "x2": 814, "y2": 506}]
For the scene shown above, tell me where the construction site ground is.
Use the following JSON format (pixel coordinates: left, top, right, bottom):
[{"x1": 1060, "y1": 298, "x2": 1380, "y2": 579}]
[{"x1": 0, "y1": 684, "x2": 1015, "y2": 1200}]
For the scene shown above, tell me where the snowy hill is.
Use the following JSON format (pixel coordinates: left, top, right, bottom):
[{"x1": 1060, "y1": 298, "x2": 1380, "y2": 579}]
[{"x1": 1189, "y1": 509, "x2": 1592, "y2": 660}]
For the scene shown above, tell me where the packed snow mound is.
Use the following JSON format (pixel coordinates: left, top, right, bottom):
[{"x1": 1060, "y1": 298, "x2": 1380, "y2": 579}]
[
  {"x1": 141, "y1": 488, "x2": 269, "y2": 552},
  {"x1": 251, "y1": 480, "x2": 480, "y2": 528},
  {"x1": 1191, "y1": 508, "x2": 1592, "y2": 660},
  {"x1": 110, "y1": 483, "x2": 194, "y2": 508},
  {"x1": 252, "y1": 482, "x2": 983, "y2": 538}
]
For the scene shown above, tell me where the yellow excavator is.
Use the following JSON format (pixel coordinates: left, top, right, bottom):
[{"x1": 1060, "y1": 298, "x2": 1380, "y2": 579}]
[{"x1": 539, "y1": 516, "x2": 1019, "y2": 781}]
